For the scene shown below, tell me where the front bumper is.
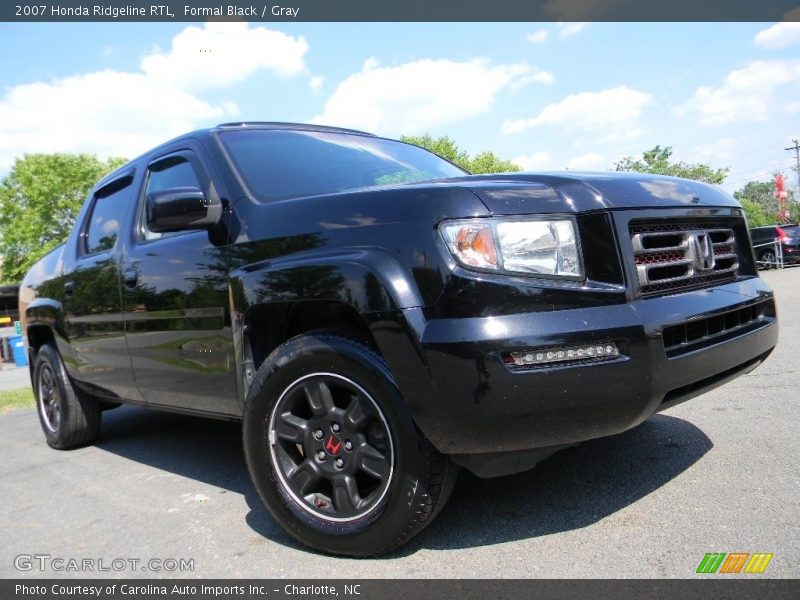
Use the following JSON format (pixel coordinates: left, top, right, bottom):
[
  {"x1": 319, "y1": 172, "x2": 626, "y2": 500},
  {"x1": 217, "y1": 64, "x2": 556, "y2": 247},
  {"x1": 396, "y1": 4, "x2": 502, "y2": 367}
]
[{"x1": 408, "y1": 277, "x2": 777, "y2": 463}]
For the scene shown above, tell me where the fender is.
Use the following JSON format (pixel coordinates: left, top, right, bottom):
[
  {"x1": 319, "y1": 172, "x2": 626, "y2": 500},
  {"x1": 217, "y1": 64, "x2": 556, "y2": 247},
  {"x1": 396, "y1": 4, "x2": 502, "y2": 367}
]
[
  {"x1": 23, "y1": 297, "x2": 77, "y2": 370},
  {"x1": 19, "y1": 243, "x2": 68, "y2": 357},
  {"x1": 24, "y1": 297, "x2": 66, "y2": 335},
  {"x1": 231, "y1": 246, "x2": 425, "y2": 313},
  {"x1": 229, "y1": 246, "x2": 441, "y2": 412}
]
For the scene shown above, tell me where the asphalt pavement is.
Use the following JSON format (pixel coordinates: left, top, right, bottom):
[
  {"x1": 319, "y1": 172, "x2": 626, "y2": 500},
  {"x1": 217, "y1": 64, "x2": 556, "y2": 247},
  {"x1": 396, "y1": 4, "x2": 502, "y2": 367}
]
[{"x1": 0, "y1": 269, "x2": 797, "y2": 578}]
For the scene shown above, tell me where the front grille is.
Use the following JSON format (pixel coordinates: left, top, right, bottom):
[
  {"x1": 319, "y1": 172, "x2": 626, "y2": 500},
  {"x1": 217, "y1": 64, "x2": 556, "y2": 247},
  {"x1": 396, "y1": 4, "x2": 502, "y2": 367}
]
[
  {"x1": 662, "y1": 301, "x2": 773, "y2": 357},
  {"x1": 630, "y1": 221, "x2": 740, "y2": 296}
]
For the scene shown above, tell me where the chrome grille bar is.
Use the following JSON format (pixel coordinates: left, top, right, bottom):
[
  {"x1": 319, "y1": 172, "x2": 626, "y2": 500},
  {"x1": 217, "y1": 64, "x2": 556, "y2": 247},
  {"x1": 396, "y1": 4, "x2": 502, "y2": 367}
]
[{"x1": 630, "y1": 223, "x2": 740, "y2": 296}]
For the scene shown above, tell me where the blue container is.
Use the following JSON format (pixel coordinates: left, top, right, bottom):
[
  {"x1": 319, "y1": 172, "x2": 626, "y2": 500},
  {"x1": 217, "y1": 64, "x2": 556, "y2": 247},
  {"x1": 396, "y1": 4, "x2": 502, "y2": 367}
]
[{"x1": 9, "y1": 335, "x2": 28, "y2": 367}]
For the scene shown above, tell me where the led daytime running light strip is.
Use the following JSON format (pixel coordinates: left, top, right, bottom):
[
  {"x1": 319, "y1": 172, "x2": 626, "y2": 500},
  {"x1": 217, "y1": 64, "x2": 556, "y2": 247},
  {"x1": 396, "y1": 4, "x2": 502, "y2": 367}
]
[{"x1": 507, "y1": 341, "x2": 621, "y2": 367}]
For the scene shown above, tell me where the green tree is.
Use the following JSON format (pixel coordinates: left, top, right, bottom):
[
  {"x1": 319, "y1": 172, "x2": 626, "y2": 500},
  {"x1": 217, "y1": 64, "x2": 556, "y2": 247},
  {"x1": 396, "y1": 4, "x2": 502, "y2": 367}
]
[
  {"x1": 738, "y1": 198, "x2": 772, "y2": 227},
  {"x1": 734, "y1": 176, "x2": 800, "y2": 225},
  {"x1": 401, "y1": 134, "x2": 521, "y2": 174},
  {"x1": 615, "y1": 145, "x2": 729, "y2": 184},
  {"x1": 0, "y1": 153, "x2": 126, "y2": 283},
  {"x1": 734, "y1": 180, "x2": 776, "y2": 226},
  {"x1": 734, "y1": 180, "x2": 773, "y2": 206}
]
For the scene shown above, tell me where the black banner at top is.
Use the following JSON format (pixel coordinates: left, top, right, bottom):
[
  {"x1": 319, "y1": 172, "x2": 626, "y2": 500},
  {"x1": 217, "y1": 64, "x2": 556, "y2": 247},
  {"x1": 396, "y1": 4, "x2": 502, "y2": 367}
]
[{"x1": 2, "y1": 0, "x2": 800, "y2": 22}]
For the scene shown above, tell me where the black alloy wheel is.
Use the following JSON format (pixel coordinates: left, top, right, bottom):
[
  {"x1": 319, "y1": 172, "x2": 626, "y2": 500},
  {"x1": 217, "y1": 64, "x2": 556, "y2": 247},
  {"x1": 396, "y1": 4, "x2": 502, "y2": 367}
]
[{"x1": 268, "y1": 372, "x2": 394, "y2": 522}]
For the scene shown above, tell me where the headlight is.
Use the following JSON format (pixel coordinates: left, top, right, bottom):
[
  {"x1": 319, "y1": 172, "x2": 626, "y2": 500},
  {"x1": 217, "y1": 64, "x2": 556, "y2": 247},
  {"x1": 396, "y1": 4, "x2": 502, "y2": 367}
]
[{"x1": 440, "y1": 217, "x2": 582, "y2": 278}]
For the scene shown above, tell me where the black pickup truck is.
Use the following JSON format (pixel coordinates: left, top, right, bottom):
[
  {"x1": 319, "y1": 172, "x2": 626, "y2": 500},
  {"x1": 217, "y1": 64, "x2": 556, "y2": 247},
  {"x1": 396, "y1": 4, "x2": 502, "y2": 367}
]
[{"x1": 20, "y1": 122, "x2": 778, "y2": 556}]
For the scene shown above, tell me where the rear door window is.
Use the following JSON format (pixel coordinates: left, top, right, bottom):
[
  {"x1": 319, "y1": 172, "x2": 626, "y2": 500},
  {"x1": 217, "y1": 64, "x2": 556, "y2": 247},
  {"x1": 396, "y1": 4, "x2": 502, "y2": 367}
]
[{"x1": 84, "y1": 177, "x2": 133, "y2": 255}]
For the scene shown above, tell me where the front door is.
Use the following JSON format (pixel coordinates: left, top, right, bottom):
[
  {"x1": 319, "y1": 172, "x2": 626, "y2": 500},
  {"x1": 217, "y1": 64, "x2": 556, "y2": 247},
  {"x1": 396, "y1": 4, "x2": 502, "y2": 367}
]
[{"x1": 121, "y1": 148, "x2": 238, "y2": 416}]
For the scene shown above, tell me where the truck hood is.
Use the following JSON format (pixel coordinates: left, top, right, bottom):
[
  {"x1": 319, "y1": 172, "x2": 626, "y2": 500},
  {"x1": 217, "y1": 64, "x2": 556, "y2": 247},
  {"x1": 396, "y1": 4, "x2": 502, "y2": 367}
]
[{"x1": 426, "y1": 171, "x2": 739, "y2": 215}]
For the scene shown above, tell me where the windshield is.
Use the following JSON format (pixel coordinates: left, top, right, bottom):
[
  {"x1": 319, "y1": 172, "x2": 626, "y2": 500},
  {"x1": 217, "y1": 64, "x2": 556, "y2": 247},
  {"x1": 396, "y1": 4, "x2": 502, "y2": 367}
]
[{"x1": 219, "y1": 129, "x2": 466, "y2": 201}]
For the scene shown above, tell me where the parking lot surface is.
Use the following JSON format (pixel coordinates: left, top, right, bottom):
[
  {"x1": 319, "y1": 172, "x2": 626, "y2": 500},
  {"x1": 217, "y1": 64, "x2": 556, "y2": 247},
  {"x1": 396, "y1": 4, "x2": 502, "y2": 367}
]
[{"x1": 1, "y1": 269, "x2": 798, "y2": 578}]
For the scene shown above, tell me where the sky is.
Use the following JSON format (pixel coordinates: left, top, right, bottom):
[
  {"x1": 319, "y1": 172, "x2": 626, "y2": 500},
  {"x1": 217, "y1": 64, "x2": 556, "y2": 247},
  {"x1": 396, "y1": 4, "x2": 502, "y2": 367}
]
[{"x1": 0, "y1": 21, "x2": 799, "y2": 194}]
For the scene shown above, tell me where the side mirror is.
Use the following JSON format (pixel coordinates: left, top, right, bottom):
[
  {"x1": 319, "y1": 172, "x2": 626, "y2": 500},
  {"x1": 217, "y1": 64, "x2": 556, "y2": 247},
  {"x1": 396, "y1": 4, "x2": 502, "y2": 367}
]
[{"x1": 145, "y1": 187, "x2": 222, "y2": 233}]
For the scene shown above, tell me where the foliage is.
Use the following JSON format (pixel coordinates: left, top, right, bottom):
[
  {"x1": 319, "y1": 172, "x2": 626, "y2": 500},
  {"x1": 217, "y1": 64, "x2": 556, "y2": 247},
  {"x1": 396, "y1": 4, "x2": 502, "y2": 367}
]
[
  {"x1": 615, "y1": 145, "x2": 729, "y2": 184},
  {"x1": 734, "y1": 176, "x2": 800, "y2": 226},
  {"x1": 400, "y1": 135, "x2": 521, "y2": 174},
  {"x1": 734, "y1": 180, "x2": 773, "y2": 206},
  {"x1": 374, "y1": 170, "x2": 442, "y2": 186},
  {"x1": 0, "y1": 153, "x2": 126, "y2": 283},
  {"x1": 0, "y1": 387, "x2": 34, "y2": 412},
  {"x1": 738, "y1": 198, "x2": 773, "y2": 228}
]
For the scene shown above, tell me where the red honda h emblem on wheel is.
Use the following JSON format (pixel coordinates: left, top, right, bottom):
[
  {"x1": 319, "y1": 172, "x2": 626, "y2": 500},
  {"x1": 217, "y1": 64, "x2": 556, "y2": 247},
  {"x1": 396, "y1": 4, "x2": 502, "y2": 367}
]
[{"x1": 325, "y1": 435, "x2": 342, "y2": 456}]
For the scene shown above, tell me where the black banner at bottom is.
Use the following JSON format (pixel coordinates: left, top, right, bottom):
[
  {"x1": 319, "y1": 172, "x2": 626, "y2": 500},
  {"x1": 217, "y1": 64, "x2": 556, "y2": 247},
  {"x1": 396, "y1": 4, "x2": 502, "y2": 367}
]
[{"x1": 3, "y1": 579, "x2": 798, "y2": 600}]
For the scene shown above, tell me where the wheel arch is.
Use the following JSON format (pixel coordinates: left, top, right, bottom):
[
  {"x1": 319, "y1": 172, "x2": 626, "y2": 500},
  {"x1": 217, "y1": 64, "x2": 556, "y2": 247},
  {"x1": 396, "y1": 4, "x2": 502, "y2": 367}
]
[
  {"x1": 243, "y1": 299, "x2": 379, "y2": 373},
  {"x1": 230, "y1": 248, "x2": 433, "y2": 411},
  {"x1": 23, "y1": 298, "x2": 70, "y2": 375}
]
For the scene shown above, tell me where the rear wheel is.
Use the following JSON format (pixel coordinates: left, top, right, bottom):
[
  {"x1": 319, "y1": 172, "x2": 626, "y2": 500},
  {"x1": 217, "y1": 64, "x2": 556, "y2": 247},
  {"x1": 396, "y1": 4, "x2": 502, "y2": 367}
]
[
  {"x1": 33, "y1": 344, "x2": 101, "y2": 449},
  {"x1": 243, "y1": 333, "x2": 458, "y2": 557}
]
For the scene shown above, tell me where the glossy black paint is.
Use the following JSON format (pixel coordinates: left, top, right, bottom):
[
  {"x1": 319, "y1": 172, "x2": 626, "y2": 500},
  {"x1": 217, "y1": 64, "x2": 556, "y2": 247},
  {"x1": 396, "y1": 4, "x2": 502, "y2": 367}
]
[
  {"x1": 121, "y1": 139, "x2": 237, "y2": 416},
  {"x1": 411, "y1": 278, "x2": 776, "y2": 455},
  {"x1": 20, "y1": 123, "x2": 779, "y2": 477},
  {"x1": 146, "y1": 186, "x2": 221, "y2": 233},
  {"x1": 44, "y1": 172, "x2": 143, "y2": 403}
]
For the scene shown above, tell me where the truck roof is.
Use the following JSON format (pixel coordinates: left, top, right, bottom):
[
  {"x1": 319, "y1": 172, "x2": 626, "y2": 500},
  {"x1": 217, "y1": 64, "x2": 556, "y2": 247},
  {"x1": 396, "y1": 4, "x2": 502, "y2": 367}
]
[
  {"x1": 92, "y1": 122, "x2": 377, "y2": 191},
  {"x1": 214, "y1": 122, "x2": 375, "y2": 137}
]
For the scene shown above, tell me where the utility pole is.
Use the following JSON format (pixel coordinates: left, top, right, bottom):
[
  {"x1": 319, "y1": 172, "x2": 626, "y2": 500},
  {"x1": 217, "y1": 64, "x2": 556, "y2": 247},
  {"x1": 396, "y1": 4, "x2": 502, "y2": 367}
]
[{"x1": 786, "y1": 138, "x2": 800, "y2": 196}]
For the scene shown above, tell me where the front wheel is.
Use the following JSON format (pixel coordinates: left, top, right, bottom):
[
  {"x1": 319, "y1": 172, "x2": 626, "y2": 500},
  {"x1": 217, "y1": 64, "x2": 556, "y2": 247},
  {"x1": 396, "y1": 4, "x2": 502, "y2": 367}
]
[
  {"x1": 242, "y1": 333, "x2": 458, "y2": 557},
  {"x1": 33, "y1": 344, "x2": 101, "y2": 449}
]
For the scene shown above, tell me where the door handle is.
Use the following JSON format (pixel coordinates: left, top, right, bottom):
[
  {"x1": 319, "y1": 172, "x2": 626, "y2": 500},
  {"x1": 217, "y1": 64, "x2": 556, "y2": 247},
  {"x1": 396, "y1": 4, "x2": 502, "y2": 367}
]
[
  {"x1": 63, "y1": 280, "x2": 74, "y2": 298},
  {"x1": 123, "y1": 268, "x2": 139, "y2": 289}
]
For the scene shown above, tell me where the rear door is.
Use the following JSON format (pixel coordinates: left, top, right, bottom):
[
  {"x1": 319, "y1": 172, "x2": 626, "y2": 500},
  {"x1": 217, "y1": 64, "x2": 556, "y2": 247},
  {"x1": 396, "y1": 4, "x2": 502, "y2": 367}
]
[
  {"x1": 61, "y1": 175, "x2": 141, "y2": 402},
  {"x1": 120, "y1": 144, "x2": 238, "y2": 416},
  {"x1": 751, "y1": 227, "x2": 774, "y2": 246}
]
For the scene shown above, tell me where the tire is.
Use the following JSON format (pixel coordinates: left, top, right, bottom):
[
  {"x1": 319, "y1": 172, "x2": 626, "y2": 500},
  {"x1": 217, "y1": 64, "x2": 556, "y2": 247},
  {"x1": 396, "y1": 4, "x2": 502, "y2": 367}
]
[
  {"x1": 33, "y1": 344, "x2": 101, "y2": 449},
  {"x1": 242, "y1": 332, "x2": 458, "y2": 557}
]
